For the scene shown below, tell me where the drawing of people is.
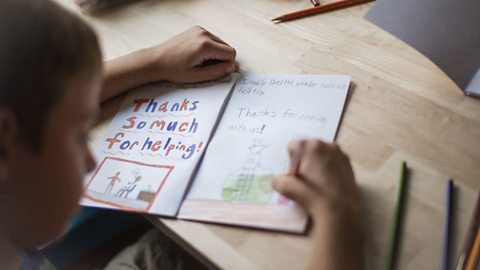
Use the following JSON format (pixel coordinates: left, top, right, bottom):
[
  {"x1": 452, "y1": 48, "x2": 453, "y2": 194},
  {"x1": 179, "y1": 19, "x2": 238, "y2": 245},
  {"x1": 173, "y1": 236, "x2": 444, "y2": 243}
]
[
  {"x1": 124, "y1": 175, "x2": 142, "y2": 198},
  {"x1": 115, "y1": 175, "x2": 142, "y2": 199},
  {"x1": 105, "y1": 171, "x2": 121, "y2": 194}
]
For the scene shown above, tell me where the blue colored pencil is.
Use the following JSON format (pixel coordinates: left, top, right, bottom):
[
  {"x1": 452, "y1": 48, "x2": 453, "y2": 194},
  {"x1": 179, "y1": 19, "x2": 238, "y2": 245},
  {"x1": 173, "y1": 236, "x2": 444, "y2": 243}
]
[{"x1": 442, "y1": 179, "x2": 454, "y2": 270}]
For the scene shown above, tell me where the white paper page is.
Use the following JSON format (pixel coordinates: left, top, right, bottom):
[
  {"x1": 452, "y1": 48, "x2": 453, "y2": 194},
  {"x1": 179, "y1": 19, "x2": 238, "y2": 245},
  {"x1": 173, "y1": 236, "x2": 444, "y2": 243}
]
[
  {"x1": 179, "y1": 74, "x2": 350, "y2": 232},
  {"x1": 81, "y1": 75, "x2": 238, "y2": 216}
]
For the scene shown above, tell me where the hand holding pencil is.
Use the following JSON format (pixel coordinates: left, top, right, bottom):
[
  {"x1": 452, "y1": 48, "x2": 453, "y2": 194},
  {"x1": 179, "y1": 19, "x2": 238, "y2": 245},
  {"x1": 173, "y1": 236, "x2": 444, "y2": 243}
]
[{"x1": 273, "y1": 140, "x2": 363, "y2": 270}]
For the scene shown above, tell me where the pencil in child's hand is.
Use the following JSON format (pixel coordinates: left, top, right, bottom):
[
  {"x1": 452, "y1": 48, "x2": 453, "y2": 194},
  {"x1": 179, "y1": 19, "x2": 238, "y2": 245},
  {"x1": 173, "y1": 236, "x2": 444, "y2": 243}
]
[
  {"x1": 277, "y1": 140, "x2": 306, "y2": 205},
  {"x1": 442, "y1": 179, "x2": 454, "y2": 270},
  {"x1": 288, "y1": 140, "x2": 306, "y2": 176},
  {"x1": 385, "y1": 161, "x2": 408, "y2": 270}
]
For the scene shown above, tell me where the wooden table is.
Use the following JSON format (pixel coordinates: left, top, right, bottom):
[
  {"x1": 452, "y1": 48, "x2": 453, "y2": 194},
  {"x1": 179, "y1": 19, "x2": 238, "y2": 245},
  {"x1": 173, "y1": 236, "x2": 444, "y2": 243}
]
[{"x1": 56, "y1": 0, "x2": 480, "y2": 269}]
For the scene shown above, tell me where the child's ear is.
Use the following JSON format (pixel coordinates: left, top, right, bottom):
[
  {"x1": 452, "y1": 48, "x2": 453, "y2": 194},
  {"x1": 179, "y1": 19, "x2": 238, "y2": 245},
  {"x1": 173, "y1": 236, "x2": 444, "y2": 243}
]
[{"x1": 0, "y1": 108, "x2": 17, "y2": 186}]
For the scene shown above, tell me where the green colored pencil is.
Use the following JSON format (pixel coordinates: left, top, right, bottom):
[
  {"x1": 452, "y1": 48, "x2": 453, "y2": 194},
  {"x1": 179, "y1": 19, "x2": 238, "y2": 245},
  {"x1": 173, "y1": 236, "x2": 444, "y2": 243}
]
[{"x1": 385, "y1": 161, "x2": 408, "y2": 270}]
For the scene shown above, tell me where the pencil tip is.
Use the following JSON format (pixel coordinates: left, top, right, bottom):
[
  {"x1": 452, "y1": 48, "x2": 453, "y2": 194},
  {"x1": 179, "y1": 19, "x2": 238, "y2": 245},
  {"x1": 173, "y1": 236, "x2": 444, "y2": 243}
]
[{"x1": 271, "y1": 16, "x2": 282, "y2": 22}]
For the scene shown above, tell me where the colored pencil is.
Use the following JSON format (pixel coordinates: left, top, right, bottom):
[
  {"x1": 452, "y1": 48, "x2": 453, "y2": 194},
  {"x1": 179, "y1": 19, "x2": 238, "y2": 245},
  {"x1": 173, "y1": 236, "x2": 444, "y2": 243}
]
[
  {"x1": 277, "y1": 140, "x2": 306, "y2": 205},
  {"x1": 384, "y1": 161, "x2": 408, "y2": 270},
  {"x1": 272, "y1": 0, "x2": 375, "y2": 23},
  {"x1": 466, "y1": 228, "x2": 480, "y2": 270},
  {"x1": 288, "y1": 140, "x2": 306, "y2": 176},
  {"x1": 442, "y1": 179, "x2": 454, "y2": 270},
  {"x1": 456, "y1": 191, "x2": 480, "y2": 270}
]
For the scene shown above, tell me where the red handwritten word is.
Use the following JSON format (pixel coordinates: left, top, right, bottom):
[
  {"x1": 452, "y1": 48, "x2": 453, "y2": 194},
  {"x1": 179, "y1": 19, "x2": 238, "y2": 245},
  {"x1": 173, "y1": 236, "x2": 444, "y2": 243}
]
[
  {"x1": 133, "y1": 98, "x2": 199, "y2": 113},
  {"x1": 122, "y1": 116, "x2": 199, "y2": 134}
]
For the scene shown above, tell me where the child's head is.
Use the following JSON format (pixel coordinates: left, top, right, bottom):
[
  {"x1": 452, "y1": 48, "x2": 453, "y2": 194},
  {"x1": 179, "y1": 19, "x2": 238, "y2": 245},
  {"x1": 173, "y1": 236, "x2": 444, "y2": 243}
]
[{"x1": 0, "y1": 0, "x2": 102, "y2": 249}]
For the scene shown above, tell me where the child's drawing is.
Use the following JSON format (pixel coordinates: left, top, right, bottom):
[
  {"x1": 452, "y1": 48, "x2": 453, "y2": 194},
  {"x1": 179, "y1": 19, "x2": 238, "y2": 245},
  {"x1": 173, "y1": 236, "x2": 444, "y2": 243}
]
[
  {"x1": 221, "y1": 140, "x2": 273, "y2": 203},
  {"x1": 105, "y1": 171, "x2": 122, "y2": 194},
  {"x1": 116, "y1": 169, "x2": 142, "y2": 198},
  {"x1": 83, "y1": 157, "x2": 174, "y2": 211}
]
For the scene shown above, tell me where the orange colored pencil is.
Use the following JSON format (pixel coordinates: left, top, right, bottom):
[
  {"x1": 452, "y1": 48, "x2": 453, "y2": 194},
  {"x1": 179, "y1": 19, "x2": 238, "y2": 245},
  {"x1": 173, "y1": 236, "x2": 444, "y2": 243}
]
[
  {"x1": 272, "y1": 0, "x2": 375, "y2": 23},
  {"x1": 466, "y1": 227, "x2": 480, "y2": 270},
  {"x1": 456, "y1": 191, "x2": 480, "y2": 270}
]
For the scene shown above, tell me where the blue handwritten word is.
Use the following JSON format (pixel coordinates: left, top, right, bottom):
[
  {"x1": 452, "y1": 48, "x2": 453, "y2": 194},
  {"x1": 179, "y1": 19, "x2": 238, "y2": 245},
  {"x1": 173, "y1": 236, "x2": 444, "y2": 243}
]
[{"x1": 104, "y1": 132, "x2": 203, "y2": 160}]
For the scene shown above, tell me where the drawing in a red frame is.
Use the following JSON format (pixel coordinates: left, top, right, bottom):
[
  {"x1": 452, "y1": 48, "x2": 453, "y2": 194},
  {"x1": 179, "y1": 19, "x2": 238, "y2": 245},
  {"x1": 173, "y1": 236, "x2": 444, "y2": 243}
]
[{"x1": 83, "y1": 157, "x2": 174, "y2": 212}]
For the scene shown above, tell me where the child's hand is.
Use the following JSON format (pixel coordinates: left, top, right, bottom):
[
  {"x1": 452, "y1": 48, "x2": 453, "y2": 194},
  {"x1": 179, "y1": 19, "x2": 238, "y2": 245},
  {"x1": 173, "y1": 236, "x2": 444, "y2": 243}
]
[
  {"x1": 273, "y1": 140, "x2": 360, "y2": 222},
  {"x1": 144, "y1": 26, "x2": 237, "y2": 83},
  {"x1": 273, "y1": 140, "x2": 363, "y2": 270},
  {"x1": 102, "y1": 26, "x2": 237, "y2": 102}
]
